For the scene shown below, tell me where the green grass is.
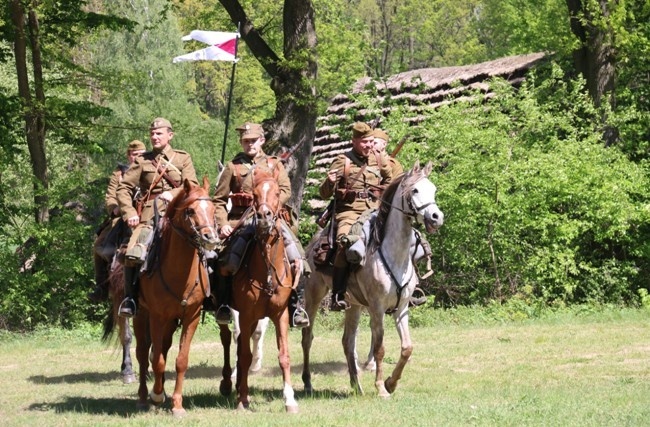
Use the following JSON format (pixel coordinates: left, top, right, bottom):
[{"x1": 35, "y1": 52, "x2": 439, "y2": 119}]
[{"x1": 1, "y1": 307, "x2": 649, "y2": 426}]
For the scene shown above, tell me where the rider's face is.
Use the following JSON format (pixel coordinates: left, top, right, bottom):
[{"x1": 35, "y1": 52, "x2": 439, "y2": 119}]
[
  {"x1": 241, "y1": 136, "x2": 264, "y2": 157},
  {"x1": 352, "y1": 136, "x2": 375, "y2": 158}
]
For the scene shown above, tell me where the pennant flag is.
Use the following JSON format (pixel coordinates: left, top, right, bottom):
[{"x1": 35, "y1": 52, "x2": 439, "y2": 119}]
[{"x1": 173, "y1": 30, "x2": 239, "y2": 63}]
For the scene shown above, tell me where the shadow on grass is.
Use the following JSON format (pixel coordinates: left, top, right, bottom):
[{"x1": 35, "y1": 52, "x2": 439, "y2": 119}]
[{"x1": 26, "y1": 384, "x2": 349, "y2": 416}]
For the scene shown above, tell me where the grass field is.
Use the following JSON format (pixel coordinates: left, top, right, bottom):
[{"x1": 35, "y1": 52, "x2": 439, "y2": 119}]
[{"x1": 1, "y1": 306, "x2": 649, "y2": 426}]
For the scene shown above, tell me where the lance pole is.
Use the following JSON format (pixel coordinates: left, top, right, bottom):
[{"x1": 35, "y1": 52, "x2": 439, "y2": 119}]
[{"x1": 221, "y1": 22, "x2": 241, "y2": 165}]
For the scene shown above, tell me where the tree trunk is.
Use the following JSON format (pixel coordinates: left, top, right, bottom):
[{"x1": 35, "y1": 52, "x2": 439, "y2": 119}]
[
  {"x1": 566, "y1": 0, "x2": 618, "y2": 146},
  {"x1": 218, "y1": 0, "x2": 318, "y2": 212},
  {"x1": 10, "y1": 0, "x2": 49, "y2": 223}
]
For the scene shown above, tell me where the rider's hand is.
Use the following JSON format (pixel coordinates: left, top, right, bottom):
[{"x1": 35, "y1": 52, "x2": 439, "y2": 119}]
[
  {"x1": 127, "y1": 215, "x2": 140, "y2": 228},
  {"x1": 327, "y1": 169, "x2": 339, "y2": 183},
  {"x1": 220, "y1": 225, "x2": 233, "y2": 239},
  {"x1": 160, "y1": 191, "x2": 173, "y2": 202}
]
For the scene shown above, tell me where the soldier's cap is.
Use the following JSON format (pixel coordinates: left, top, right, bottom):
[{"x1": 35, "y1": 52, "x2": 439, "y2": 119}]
[
  {"x1": 236, "y1": 122, "x2": 264, "y2": 139},
  {"x1": 150, "y1": 117, "x2": 173, "y2": 131},
  {"x1": 372, "y1": 128, "x2": 389, "y2": 142},
  {"x1": 351, "y1": 122, "x2": 373, "y2": 139},
  {"x1": 127, "y1": 140, "x2": 146, "y2": 152}
]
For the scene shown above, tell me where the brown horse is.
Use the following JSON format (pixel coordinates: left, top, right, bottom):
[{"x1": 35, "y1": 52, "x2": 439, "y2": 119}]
[
  {"x1": 102, "y1": 261, "x2": 136, "y2": 384},
  {"x1": 132, "y1": 177, "x2": 220, "y2": 418},
  {"x1": 229, "y1": 168, "x2": 298, "y2": 412}
]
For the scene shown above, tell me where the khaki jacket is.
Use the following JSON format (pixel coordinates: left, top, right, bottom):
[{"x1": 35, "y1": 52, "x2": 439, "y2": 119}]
[
  {"x1": 105, "y1": 164, "x2": 127, "y2": 216},
  {"x1": 213, "y1": 151, "x2": 291, "y2": 227},
  {"x1": 319, "y1": 149, "x2": 392, "y2": 221},
  {"x1": 117, "y1": 144, "x2": 198, "y2": 223},
  {"x1": 389, "y1": 157, "x2": 404, "y2": 177}
]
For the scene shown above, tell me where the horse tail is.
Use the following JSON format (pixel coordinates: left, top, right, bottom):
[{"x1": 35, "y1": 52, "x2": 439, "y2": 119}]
[{"x1": 102, "y1": 305, "x2": 115, "y2": 342}]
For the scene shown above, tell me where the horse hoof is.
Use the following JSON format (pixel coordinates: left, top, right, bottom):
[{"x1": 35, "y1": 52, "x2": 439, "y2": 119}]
[
  {"x1": 122, "y1": 374, "x2": 136, "y2": 385},
  {"x1": 384, "y1": 376, "x2": 397, "y2": 394},
  {"x1": 219, "y1": 379, "x2": 232, "y2": 396},
  {"x1": 149, "y1": 390, "x2": 166, "y2": 405},
  {"x1": 286, "y1": 404, "x2": 299, "y2": 414},
  {"x1": 237, "y1": 401, "x2": 250, "y2": 411},
  {"x1": 172, "y1": 408, "x2": 187, "y2": 419}
]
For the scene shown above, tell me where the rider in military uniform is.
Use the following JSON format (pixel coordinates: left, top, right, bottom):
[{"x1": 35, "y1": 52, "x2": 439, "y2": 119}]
[
  {"x1": 211, "y1": 122, "x2": 309, "y2": 327},
  {"x1": 116, "y1": 117, "x2": 199, "y2": 318},
  {"x1": 372, "y1": 128, "x2": 404, "y2": 177},
  {"x1": 88, "y1": 139, "x2": 146, "y2": 303},
  {"x1": 319, "y1": 122, "x2": 392, "y2": 311}
]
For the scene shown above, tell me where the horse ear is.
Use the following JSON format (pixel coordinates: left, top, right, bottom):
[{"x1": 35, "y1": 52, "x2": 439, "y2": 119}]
[
  {"x1": 411, "y1": 160, "x2": 421, "y2": 175},
  {"x1": 423, "y1": 161, "x2": 432, "y2": 176},
  {"x1": 183, "y1": 178, "x2": 192, "y2": 193},
  {"x1": 202, "y1": 175, "x2": 210, "y2": 191}
]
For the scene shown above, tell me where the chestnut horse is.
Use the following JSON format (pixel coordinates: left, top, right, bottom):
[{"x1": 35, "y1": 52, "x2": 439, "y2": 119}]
[
  {"x1": 227, "y1": 168, "x2": 298, "y2": 412},
  {"x1": 132, "y1": 177, "x2": 220, "y2": 417}
]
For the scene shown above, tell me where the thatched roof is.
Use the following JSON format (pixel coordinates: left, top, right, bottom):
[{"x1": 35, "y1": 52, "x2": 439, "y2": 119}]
[{"x1": 310, "y1": 52, "x2": 547, "y2": 178}]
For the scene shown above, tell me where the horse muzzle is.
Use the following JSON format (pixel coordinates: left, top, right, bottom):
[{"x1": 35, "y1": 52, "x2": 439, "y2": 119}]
[
  {"x1": 422, "y1": 210, "x2": 444, "y2": 233},
  {"x1": 200, "y1": 229, "x2": 220, "y2": 251}
]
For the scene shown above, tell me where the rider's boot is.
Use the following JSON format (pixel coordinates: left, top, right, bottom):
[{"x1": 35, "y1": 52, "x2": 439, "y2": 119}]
[
  {"x1": 88, "y1": 254, "x2": 109, "y2": 303},
  {"x1": 329, "y1": 266, "x2": 350, "y2": 311},
  {"x1": 203, "y1": 265, "x2": 218, "y2": 312},
  {"x1": 290, "y1": 285, "x2": 310, "y2": 328},
  {"x1": 118, "y1": 265, "x2": 138, "y2": 318},
  {"x1": 215, "y1": 274, "x2": 233, "y2": 325}
]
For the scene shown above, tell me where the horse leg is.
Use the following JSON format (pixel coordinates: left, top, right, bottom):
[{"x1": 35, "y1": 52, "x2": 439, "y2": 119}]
[
  {"x1": 384, "y1": 308, "x2": 413, "y2": 395},
  {"x1": 301, "y1": 270, "x2": 330, "y2": 394},
  {"x1": 148, "y1": 317, "x2": 170, "y2": 407},
  {"x1": 170, "y1": 317, "x2": 199, "y2": 418},
  {"x1": 274, "y1": 310, "x2": 298, "y2": 413},
  {"x1": 120, "y1": 317, "x2": 136, "y2": 384},
  {"x1": 230, "y1": 310, "x2": 240, "y2": 379},
  {"x1": 363, "y1": 335, "x2": 377, "y2": 372},
  {"x1": 343, "y1": 306, "x2": 363, "y2": 395},
  {"x1": 368, "y1": 309, "x2": 389, "y2": 398},
  {"x1": 133, "y1": 315, "x2": 151, "y2": 411},
  {"x1": 251, "y1": 317, "x2": 269, "y2": 372},
  {"x1": 217, "y1": 323, "x2": 233, "y2": 396},
  {"x1": 235, "y1": 319, "x2": 255, "y2": 410}
]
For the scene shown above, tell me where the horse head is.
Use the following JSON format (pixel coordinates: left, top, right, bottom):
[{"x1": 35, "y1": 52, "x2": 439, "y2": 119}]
[
  {"x1": 252, "y1": 168, "x2": 281, "y2": 235},
  {"x1": 405, "y1": 161, "x2": 444, "y2": 233},
  {"x1": 166, "y1": 176, "x2": 220, "y2": 251}
]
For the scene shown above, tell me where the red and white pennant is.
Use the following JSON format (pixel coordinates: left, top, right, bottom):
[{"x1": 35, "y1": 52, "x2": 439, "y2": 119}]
[{"x1": 173, "y1": 30, "x2": 239, "y2": 63}]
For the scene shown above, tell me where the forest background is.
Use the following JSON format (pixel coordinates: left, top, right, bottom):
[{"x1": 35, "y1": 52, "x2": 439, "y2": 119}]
[{"x1": 0, "y1": 0, "x2": 649, "y2": 331}]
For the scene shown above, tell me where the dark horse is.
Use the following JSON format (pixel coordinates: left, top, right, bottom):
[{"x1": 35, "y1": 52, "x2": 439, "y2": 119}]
[
  {"x1": 132, "y1": 177, "x2": 220, "y2": 418},
  {"x1": 102, "y1": 261, "x2": 135, "y2": 384},
  {"x1": 225, "y1": 168, "x2": 298, "y2": 412}
]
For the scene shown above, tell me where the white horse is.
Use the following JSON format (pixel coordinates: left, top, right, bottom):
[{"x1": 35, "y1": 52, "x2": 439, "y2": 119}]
[{"x1": 301, "y1": 161, "x2": 444, "y2": 396}]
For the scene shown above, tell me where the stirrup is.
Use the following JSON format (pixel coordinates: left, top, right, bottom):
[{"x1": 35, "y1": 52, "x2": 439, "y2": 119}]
[
  {"x1": 292, "y1": 307, "x2": 310, "y2": 328},
  {"x1": 329, "y1": 294, "x2": 350, "y2": 312},
  {"x1": 215, "y1": 305, "x2": 232, "y2": 325},
  {"x1": 118, "y1": 298, "x2": 137, "y2": 318},
  {"x1": 409, "y1": 287, "x2": 427, "y2": 307}
]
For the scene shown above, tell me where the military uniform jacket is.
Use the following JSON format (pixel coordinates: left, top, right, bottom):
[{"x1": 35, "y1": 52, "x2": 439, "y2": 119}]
[
  {"x1": 213, "y1": 151, "x2": 291, "y2": 227},
  {"x1": 389, "y1": 157, "x2": 404, "y2": 177},
  {"x1": 319, "y1": 149, "x2": 392, "y2": 218},
  {"x1": 105, "y1": 164, "x2": 128, "y2": 216},
  {"x1": 117, "y1": 144, "x2": 198, "y2": 223}
]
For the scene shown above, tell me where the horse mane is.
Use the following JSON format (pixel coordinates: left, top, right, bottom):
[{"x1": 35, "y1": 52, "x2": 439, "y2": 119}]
[
  {"x1": 163, "y1": 182, "x2": 206, "y2": 227},
  {"x1": 368, "y1": 169, "x2": 420, "y2": 252},
  {"x1": 253, "y1": 168, "x2": 275, "y2": 187}
]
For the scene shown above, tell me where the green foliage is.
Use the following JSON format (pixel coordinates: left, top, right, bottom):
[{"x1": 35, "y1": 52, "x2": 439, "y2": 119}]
[{"x1": 422, "y1": 65, "x2": 649, "y2": 305}]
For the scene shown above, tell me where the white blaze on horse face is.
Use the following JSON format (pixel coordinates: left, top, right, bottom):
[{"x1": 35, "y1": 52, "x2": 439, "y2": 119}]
[
  {"x1": 412, "y1": 178, "x2": 444, "y2": 232},
  {"x1": 195, "y1": 199, "x2": 219, "y2": 248}
]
